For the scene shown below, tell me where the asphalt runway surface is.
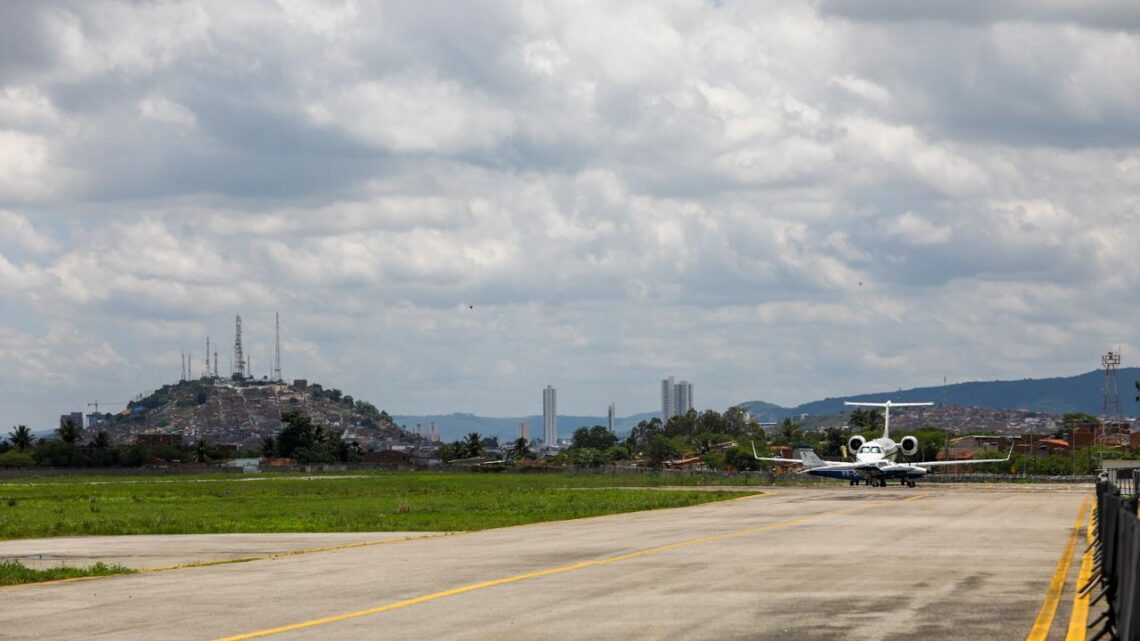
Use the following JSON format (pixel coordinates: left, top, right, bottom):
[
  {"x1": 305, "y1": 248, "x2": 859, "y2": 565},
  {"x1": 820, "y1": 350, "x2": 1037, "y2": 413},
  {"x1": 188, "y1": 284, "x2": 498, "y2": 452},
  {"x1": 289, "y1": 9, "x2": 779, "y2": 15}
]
[{"x1": 0, "y1": 484, "x2": 1093, "y2": 641}]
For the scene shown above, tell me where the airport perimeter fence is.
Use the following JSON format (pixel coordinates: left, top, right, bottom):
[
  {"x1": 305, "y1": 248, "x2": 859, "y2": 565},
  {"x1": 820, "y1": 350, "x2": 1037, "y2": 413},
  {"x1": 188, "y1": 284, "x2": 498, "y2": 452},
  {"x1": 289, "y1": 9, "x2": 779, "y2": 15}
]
[{"x1": 1088, "y1": 471, "x2": 1140, "y2": 641}]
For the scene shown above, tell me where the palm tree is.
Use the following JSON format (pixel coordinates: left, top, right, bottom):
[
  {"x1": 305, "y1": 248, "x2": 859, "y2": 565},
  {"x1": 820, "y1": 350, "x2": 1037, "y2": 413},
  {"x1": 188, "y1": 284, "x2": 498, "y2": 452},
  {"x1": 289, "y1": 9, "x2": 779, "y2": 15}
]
[
  {"x1": 773, "y1": 418, "x2": 802, "y2": 446},
  {"x1": 508, "y1": 437, "x2": 531, "y2": 460},
  {"x1": 9, "y1": 425, "x2": 33, "y2": 452},
  {"x1": 462, "y1": 432, "x2": 484, "y2": 459},
  {"x1": 57, "y1": 419, "x2": 81, "y2": 445}
]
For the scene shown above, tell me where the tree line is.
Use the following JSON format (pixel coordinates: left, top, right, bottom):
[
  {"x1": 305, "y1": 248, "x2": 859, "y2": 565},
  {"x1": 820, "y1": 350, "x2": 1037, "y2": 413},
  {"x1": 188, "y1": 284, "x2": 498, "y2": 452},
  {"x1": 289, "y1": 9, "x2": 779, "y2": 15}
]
[{"x1": 0, "y1": 411, "x2": 360, "y2": 468}]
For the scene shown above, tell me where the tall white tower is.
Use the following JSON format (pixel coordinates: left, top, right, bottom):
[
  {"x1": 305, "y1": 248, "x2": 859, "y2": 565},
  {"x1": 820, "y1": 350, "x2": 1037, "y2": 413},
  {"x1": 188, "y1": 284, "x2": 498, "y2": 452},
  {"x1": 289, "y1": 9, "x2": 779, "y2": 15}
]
[
  {"x1": 661, "y1": 377, "x2": 675, "y2": 422},
  {"x1": 675, "y1": 381, "x2": 693, "y2": 416},
  {"x1": 662, "y1": 377, "x2": 693, "y2": 422},
  {"x1": 543, "y1": 385, "x2": 557, "y2": 446}
]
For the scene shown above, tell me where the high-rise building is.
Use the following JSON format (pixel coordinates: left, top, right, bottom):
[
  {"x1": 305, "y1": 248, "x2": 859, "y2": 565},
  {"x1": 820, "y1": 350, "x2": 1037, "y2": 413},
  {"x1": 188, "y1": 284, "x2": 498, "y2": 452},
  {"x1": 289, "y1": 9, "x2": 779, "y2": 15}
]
[
  {"x1": 607, "y1": 403, "x2": 616, "y2": 433},
  {"x1": 675, "y1": 380, "x2": 693, "y2": 416},
  {"x1": 518, "y1": 420, "x2": 530, "y2": 441},
  {"x1": 60, "y1": 411, "x2": 84, "y2": 431},
  {"x1": 543, "y1": 385, "x2": 557, "y2": 445},
  {"x1": 661, "y1": 377, "x2": 693, "y2": 422}
]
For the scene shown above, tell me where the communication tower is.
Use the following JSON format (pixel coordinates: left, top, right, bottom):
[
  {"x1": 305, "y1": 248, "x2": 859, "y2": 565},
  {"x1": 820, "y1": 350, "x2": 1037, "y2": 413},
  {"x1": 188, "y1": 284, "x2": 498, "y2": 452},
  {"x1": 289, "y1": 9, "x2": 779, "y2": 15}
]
[
  {"x1": 1103, "y1": 350, "x2": 1122, "y2": 418},
  {"x1": 274, "y1": 312, "x2": 282, "y2": 382},
  {"x1": 233, "y1": 315, "x2": 245, "y2": 379}
]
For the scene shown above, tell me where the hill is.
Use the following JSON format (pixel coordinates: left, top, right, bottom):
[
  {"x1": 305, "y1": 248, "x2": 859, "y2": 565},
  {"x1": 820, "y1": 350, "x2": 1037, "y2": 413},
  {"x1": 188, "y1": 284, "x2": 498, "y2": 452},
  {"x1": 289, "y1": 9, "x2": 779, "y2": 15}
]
[
  {"x1": 737, "y1": 368, "x2": 1140, "y2": 420},
  {"x1": 93, "y1": 378, "x2": 408, "y2": 450}
]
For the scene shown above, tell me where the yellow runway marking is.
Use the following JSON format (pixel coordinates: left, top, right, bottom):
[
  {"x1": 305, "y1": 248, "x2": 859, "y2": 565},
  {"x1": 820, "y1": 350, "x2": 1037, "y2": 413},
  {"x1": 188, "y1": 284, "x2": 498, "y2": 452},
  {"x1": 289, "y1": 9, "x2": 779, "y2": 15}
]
[
  {"x1": 1026, "y1": 496, "x2": 1090, "y2": 641},
  {"x1": 1065, "y1": 502, "x2": 1096, "y2": 641},
  {"x1": 211, "y1": 494, "x2": 926, "y2": 641}
]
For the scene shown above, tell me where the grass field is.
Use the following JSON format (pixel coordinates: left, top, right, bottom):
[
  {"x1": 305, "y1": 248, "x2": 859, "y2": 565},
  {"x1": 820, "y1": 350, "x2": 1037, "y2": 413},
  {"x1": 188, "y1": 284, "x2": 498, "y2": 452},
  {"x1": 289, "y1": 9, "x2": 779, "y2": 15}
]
[
  {"x1": 0, "y1": 471, "x2": 759, "y2": 540},
  {"x1": 0, "y1": 560, "x2": 135, "y2": 586}
]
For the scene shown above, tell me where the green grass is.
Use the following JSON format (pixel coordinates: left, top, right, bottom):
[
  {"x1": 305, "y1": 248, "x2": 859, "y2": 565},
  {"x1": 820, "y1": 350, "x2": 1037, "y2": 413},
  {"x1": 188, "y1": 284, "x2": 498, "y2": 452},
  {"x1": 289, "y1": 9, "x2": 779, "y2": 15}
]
[
  {"x1": 0, "y1": 560, "x2": 135, "y2": 585},
  {"x1": 0, "y1": 471, "x2": 759, "y2": 539}
]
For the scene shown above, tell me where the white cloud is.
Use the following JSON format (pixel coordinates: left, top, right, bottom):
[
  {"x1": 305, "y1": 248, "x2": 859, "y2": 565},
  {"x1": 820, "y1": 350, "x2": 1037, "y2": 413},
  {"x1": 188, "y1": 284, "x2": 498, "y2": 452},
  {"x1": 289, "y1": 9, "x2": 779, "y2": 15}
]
[
  {"x1": 305, "y1": 76, "x2": 515, "y2": 152},
  {"x1": 887, "y1": 211, "x2": 952, "y2": 245},
  {"x1": 138, "y1": 96, "x2": 197, "y2": 129},
  {"x1": 829, "y1": 74, "x2": 892, "y2": 104},
  {"x1": 0, "y1": 130, "x2": 52, "y2": 200},
  {"x1": 0, "y1": 211, "x2": 59, "y2": 254}
]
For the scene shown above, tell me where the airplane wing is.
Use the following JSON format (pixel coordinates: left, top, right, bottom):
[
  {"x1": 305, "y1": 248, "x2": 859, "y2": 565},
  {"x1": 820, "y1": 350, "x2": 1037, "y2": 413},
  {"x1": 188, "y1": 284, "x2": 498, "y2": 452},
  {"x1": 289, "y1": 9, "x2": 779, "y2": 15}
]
[
  {"x1": 754, "y1": 456, "x2": 809, "y2": 465},
  {"x1": 751, "y1": 442, "x2": 806, "y2": 464},
  {"x1": 911, "y1": 445, "x2": 1014, "y2": 469}
]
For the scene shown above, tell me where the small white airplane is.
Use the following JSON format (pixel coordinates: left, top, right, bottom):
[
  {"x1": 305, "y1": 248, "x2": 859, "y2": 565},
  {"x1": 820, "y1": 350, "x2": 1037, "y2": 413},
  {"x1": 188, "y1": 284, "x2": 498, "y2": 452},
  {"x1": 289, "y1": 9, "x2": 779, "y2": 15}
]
[{"x1": 753, "y1": 400, "x2": 1014, "y2": 487}]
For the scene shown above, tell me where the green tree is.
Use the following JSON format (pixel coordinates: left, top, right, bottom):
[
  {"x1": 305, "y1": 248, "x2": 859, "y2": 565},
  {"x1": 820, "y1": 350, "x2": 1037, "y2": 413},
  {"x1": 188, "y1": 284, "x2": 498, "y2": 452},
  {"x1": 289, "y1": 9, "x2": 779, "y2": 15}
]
[
  {"x1": 722, "y1": 406, "x2": 754, "y2": 436},
  {"x1": 603, "y1": 445, "x2": 630, "y2": 462},
  {"x1": 507, "y1": 437, "x2": 532, "y2": 460},
  {"x1": 724, "y1": 445, "x2": 760, "y2": 471},
  {"x1": 771, "y1": 418, "x2": 803, "y2": 446},
  {"x1": 624, "y1": 418, "x2": 663, "y2": 454},
  {"x1": 849, "y1": 408, "x2": 884, "y2": 435},
  {"x1": 261, "y1": 435, "x2": 277, "y2": 458},
  {"x1": 663, "y1": 410, "x2": 700, "y2": 439},
  {"x1": 571, "y1": 425, "x2": 618, "y2": 450},
  {"x1": 437, "y1": 442, "x2": 458, "y2": 462},
  {"x1": 57, "y1": 419, "x2": 81, "y2": 445},
  {"x1": 8, "y1": 425, "x2": 33, "y2": 452},
  {"x1": 820, "y1": 426, "x2": 849, "y2": 457},
  {"x1": 646, "y1": 435, "x2": 683, "y2": 467},
  {"x1": 276, "y1": 412, "x2": 320, "y2": 459},
  {"x1": 92, "y1": 431, "x2": 111, "y2": 450},
  {"x1": 565, "y1": 447, "x2": 605, "y2": 467},
  {"x1": 194, "y1": 439, "x2": 211, "y2": 463},
  {"x1": 461, "y1": 432, "x2": 485, "y2": 459}
]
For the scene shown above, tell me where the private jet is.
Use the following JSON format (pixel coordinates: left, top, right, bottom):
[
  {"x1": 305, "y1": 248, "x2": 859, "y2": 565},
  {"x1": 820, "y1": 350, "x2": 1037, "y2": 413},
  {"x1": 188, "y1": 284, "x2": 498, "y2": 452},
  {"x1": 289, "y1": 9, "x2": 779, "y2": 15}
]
[{"x1": 753, "y1": 400, "x2": 1013, "y2": 487}]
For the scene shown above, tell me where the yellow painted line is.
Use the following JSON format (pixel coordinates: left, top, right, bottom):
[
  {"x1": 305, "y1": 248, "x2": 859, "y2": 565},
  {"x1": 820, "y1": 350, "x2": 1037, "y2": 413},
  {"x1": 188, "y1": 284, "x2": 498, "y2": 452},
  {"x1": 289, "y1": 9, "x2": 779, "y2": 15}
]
[
  {"x1": 1065, "y1": 501, "x2": 1097, "y2": 641},
  {"x1": 211, "y1": 494, "x2": 925, "y2": 641},
  {"x1": 1026, "y1": 497, "x2": 1090, "y2": 641}
]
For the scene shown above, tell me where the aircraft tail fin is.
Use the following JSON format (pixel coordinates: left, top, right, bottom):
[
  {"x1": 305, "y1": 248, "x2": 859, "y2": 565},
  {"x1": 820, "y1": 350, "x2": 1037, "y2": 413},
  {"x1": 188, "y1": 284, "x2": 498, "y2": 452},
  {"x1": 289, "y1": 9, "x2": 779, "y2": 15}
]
[{"x1": 794, "y1": 448, "x2": 827, "y2": 469}]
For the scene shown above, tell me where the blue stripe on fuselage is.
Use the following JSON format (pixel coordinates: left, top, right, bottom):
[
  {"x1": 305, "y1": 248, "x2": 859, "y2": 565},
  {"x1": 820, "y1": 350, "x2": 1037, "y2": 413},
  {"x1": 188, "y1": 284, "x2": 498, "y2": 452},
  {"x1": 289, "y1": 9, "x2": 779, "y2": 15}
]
[{"x1": 807, "y1": 467, "x2": 925, "y2": 481}]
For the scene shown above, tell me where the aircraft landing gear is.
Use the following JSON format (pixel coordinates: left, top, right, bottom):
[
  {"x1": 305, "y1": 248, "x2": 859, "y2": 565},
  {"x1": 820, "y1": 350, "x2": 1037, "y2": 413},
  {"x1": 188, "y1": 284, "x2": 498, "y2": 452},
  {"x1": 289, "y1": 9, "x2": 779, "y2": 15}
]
[{"x1": 907, "y1": 480, "x2": 916, "y2": 488}]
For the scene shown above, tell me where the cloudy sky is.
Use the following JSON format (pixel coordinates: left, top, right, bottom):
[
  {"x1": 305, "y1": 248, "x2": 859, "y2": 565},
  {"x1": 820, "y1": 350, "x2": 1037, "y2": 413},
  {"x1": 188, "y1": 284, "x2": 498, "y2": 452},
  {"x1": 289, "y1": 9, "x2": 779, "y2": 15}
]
[{"x1": 2, "y1": 0, "x2": 1138, "y2": 428}]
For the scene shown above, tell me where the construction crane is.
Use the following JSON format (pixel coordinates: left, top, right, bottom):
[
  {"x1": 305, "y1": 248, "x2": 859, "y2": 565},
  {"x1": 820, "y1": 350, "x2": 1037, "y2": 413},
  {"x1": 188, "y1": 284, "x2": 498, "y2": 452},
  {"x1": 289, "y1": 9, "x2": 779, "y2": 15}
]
[{"x1": 87, "y1": 401, "x2": 127, "y2": 414}]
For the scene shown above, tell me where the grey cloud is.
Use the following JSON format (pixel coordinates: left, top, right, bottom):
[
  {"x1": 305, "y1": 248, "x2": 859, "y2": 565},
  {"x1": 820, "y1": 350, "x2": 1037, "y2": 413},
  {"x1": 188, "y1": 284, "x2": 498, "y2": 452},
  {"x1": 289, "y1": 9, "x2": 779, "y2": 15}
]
[{"x1": 820, "y1": 0, "x2": 1140, "y2": 31}]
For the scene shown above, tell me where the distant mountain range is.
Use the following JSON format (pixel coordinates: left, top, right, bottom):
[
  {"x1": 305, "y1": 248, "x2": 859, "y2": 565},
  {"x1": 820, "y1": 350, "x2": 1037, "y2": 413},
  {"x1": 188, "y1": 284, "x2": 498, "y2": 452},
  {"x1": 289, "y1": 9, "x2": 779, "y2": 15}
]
[
  {"x1": 397, "y1": 368, "x2": 1140, "y2": 442},
  {"x1": 738, "y1": 368, "x2": 1140, "y2": 422}
]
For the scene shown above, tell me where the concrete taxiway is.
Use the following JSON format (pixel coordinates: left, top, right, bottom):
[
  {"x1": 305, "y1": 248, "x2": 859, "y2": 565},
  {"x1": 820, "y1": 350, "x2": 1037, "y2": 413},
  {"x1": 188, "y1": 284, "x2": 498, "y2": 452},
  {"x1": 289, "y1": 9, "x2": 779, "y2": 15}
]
[{"x1": 0, "y1": 485, "x2": 1092, "y2": 641}]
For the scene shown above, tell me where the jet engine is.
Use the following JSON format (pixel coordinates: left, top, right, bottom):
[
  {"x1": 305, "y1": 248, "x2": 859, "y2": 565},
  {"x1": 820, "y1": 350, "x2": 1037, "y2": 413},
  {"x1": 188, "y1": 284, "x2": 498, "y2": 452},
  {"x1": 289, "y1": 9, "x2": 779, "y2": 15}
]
[
  {"x1": 900, "y1": 435, "x2": 919, "y2": 456},
  {"x1": 847, "y1": 435, "x2": 866, "y2": 455}
]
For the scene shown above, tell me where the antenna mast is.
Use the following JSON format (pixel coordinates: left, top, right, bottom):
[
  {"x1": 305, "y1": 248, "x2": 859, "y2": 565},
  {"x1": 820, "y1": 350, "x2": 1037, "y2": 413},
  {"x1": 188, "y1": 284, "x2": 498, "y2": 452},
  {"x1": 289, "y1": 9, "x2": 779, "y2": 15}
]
[
  {"x1": 274, "y1": 312, "x2": 282, "y2": 382},
  {"x1": 1103, "y1": 350, "x2": 1122, "y2": 418},
  {"x1": 233, "y1": 315, "x2": 245, "y2": 379}
]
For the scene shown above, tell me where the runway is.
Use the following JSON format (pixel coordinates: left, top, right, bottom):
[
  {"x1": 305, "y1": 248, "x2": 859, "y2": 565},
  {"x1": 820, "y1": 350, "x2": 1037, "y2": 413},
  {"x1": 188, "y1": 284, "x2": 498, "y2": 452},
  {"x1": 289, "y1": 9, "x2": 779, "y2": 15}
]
[{"x1": 0, "y1": 485, "x2": 1091, "y2": 641}]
